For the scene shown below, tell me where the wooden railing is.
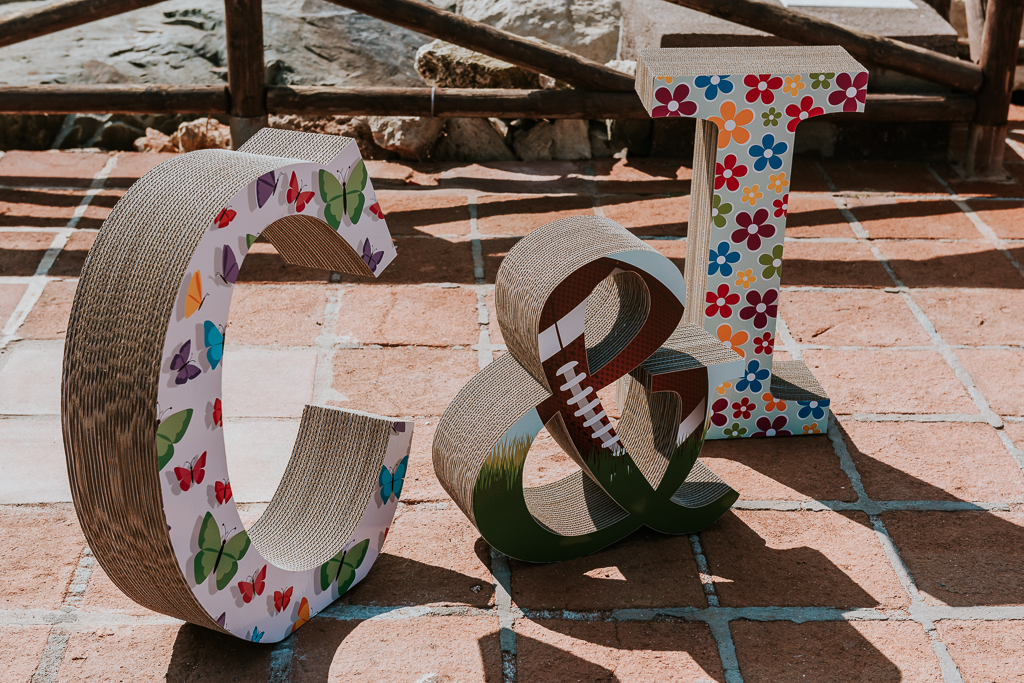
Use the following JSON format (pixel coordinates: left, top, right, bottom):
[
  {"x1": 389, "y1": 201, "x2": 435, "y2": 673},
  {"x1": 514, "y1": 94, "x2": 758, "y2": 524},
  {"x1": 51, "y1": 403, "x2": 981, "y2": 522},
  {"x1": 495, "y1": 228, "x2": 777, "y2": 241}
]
[{"x1": 0, "y1": 0, "x2": 1021, "y2": 176}]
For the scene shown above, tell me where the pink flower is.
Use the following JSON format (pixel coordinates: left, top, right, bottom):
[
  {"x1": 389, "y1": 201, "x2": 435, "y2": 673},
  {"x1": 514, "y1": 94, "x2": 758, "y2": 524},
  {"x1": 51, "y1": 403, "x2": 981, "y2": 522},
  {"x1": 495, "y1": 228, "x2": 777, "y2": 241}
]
[
  {"x1": 711, "y1": 397, "x2": 729, "y2": 427},
  {"x1": 828, "y1": 72, "x2": 868, "y2": 112},
  {"x1": 744, "y1": 74, "x2": 784, "y2": 105},
  {"x1": 652, "y1": 84, "x2": 698, "y2": 118},
  {"x1": 785, "y1": 95, "x2": 825, "y2": 132},
  {"x1": 740, "y1": 289, "x2": 779, "y2": 330},
  {"x1": 706, "y1": 283, "x2": 740, "y2": 318},
  {"x1": 732, "y1": 397, "x2": 756, "y2": 419},
  {"x1": 753, "y1": 415, "x2": 791, "y2": 437},
  {"x1": 773, "y1": 194, "x2": 789, "y2": 218},
  {"x1": 754, "y1": 332, "x2": 775, "y2": 355},
  {"x1": 732, "y1": 208, "x2": 777, "y2": 251},
  {"x1": 715, "y1": 154, "x2": 748, "y2": 192}
]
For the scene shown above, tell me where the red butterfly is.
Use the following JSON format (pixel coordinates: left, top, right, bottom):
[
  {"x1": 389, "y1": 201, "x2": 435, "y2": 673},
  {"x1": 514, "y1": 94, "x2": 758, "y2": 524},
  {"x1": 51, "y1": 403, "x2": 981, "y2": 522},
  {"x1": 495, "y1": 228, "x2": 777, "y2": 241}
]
[
  {"x1": 174, "y1": 452, "x2": 206, "y2": 491},
  {"x1": 287, "y1": 172, "x2": 315, "y2": 213},
  {"x1": 368, "y1": 202, "x2": 384, "y2": 219},
  {"x1": 274, "y1": 586, "x2": 293, "y2": 613},
  {"x1": 212, "y1": 398, "x2": 222, "y2": 427},
  {"x1": 215, "y1": 207, "x2": 236, "y2": 228},
  {"x1": 238, "y1": 564, "x2": 266, "y2": 604},
  {"x1": 215, "y1": 480, "x2": 232, "y2": 505}
]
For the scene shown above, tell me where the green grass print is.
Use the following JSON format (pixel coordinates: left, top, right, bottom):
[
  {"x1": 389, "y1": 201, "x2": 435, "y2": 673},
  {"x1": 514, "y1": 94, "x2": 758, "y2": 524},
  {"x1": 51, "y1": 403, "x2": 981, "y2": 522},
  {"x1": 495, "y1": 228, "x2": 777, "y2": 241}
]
[{"x1": 476, "y1": 434, "x2": 532, "y2": 492}]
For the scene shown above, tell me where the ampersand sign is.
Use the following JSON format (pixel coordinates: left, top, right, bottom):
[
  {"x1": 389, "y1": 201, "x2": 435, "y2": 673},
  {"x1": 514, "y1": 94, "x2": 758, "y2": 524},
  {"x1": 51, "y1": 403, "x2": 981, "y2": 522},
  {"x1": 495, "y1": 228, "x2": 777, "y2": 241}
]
[
  {"x1": 62, "y1": 129, "x2": 412, "y2": 643},
  {"x1": 433, "y1": 216, "x2": 743, "y2": 562}
]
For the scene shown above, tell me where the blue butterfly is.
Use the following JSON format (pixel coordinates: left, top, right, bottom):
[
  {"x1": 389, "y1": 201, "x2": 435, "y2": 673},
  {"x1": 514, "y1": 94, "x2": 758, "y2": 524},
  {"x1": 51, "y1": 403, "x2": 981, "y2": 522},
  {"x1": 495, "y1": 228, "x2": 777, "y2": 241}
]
[
  {"x1": 251, "y1": 625, "x2": 264, "y2": 643},
  {"x1": 379, "y1": 455, "x2": 408, "y2": 503},
  {"x1": 204, "y1": 321, "x2": 225, "y2": 370}
]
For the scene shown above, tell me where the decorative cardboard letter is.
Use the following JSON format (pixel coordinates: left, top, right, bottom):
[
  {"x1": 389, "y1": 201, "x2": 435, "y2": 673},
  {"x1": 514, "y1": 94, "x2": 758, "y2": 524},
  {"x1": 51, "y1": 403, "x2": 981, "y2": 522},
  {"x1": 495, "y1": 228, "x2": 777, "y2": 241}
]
[
  {"x1": 635, "y1": 47, "x2": 867, "y2": 439},
  {"x1": 433, "y1": 216, "x2": 743, "y2": 562},
  {"x1": 62, "y1": 129, "x2": 412, "y2": 643}
]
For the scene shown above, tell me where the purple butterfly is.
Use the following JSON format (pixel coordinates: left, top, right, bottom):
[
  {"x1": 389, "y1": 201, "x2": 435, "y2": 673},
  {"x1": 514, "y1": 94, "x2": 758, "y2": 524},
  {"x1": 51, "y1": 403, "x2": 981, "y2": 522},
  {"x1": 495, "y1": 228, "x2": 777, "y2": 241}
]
[
  {"x1": 256, "y1": 172, "x2": 278, "y2": 209},
  {"x1": 170, "y1": 340, "x2": 201, "y2": 385},
  {"x1": 392, "y1": 422, "x2": 406, "y2": 433},
  {"x1": 216, "y1": 612, "x2": 226, "y2": 628},
  {"x1": 362, "y1": 240, "x2": 384, "y2": 273},
  {"x1": 217, "y1": 246, "x2": 239, "y2": 285}
]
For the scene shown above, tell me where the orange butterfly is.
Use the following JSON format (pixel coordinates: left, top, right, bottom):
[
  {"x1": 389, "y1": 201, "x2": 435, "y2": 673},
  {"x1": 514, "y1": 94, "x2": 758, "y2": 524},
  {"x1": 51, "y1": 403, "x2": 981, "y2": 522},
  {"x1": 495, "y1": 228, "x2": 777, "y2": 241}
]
[
  {"x1": 287, "y1": 172, "x2": 315, "y2": 213},
  {"x1": 292, "y1": 597, "x2": 310, "y2": 632},
  {"x1": 185, "y1": 271, "x2": 207, "y2": 318}
]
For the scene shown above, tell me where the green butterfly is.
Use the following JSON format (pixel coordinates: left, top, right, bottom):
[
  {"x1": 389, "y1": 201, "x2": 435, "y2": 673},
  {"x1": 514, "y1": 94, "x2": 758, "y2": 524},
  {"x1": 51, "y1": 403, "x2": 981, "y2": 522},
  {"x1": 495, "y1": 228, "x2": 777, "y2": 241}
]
[
  {"x1": 246, "y1": 233, "x2": 258, "y2": 249},
  {"x1": 318, "y1": 161, "x2": 367, "y2": 230},
  {"x1": 156, "y1": 408, "x2": 192, "y2": 470},
  {"x1": 319, "y1": 539, "x2": 369, "y2": 594},
  {"x1": 194, "y1": 512, "x2": 250, "y2": 590}
]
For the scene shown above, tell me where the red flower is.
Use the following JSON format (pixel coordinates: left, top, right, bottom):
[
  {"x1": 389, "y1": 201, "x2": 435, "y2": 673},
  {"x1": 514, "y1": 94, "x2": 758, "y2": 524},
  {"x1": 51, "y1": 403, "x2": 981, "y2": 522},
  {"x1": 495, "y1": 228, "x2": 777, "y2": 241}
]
[
  {"x1": 732, "y1": 397, "x2": 756, "y2": 419},
  {"x1": 706, "y1": 283, "x2": 740, "y2": 318},
  {"x1": 753, "y1": 415, "x2": 791, "y2": 437},
  {"x1": 740, "y1": 289, "x2": 779, "y2": 329},
  {"x1": 714, "y1": 154, "x2": 748, "y2": 192},
  {"x1": 711, "y1": 397, "x2": 729, "y2": 427},
  {"x1": 732, "y1": 208, "x2": 776, "y2": 251},
  {"x1": 785, "y1": 95, "x2": 825, "y2": 132},
  {"x1": 754, "y1": 332, "x2": 775, "y2": 355},
  {"x1": 773, "y1": 194, "x2": 789, "y2": 218},
  {"x1": 828, "y1": 72, "x2": 868, "y2": 112},
  {"x1": 744, "y1": 74, "x2": 783, "y2": 105},
  {"x1": 652, "y1": 84, "x2": 698, "y2": 118}
]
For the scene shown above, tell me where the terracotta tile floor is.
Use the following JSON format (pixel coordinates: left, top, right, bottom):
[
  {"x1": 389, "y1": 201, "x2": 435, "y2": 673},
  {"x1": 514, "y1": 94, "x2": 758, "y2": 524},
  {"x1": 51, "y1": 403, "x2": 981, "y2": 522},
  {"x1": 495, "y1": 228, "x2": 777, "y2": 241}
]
[{"x1": 1, "y1": 145, "x2": 1023, "y2": 683}]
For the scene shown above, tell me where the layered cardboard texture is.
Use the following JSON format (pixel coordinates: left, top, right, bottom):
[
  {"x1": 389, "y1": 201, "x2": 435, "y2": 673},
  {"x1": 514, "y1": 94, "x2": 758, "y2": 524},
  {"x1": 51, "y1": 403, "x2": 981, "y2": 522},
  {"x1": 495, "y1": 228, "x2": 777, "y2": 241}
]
[
  {"x1": 433, "y1": 215, "x2": 743, "y2": 562},
  {"x1": 62, "y1": 129, "x2": 411, "y2": 643}
]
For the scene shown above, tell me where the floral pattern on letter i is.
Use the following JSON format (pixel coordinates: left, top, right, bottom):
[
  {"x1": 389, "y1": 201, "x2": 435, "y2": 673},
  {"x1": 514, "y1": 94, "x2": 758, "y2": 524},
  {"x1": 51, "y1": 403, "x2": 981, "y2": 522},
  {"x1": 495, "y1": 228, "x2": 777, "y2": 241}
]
[{"x1": 636, "y1": 46, "x2": 867, "y2": 439}]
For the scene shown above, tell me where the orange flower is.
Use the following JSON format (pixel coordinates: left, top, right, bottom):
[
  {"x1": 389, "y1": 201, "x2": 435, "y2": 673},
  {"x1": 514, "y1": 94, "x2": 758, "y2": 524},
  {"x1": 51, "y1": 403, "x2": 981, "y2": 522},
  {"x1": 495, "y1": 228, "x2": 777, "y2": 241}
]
[
  {"x1": 783, "y1": 75, "x2": 805, "y2": 96},
  {"x1": 708, "y1": 101, "x2": 754, "y2": 149},
  {"x1": 657, "y1": 76, "x2": 674, "y2": 84},
  {"x1": 762, "y1": 392, "x2": 787, "y2": 412},
  {"x1": 716, "y1": 381, "x2": 733, "y2": 396},
  {"x1": 716, "y1": 323, "x2": 748, "y2": 358},
  {"x1": 803, "y1": 422, "x2": 822, "y2": 434}
]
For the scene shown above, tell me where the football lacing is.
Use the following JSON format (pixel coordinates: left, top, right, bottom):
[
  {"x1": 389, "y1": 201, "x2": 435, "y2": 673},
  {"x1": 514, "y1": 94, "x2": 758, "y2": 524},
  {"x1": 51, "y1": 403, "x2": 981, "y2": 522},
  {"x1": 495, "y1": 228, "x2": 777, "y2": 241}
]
[{"x1": 556, "y1": 361, "x2": 621, "y2": 451}]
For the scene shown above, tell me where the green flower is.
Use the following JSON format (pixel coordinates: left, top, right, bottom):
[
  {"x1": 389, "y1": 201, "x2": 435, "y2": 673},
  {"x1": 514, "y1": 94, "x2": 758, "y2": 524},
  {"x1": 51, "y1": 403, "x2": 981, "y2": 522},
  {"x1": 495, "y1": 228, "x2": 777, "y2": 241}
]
[
  {"x1": 809, "y1": 72, "x2": 834, "y2": 90},
  {"x1": 711, "y1": 194, "x2": 732, "y2": 228},
  {"x1": 724, "y1": 423, "x2": 747, "y2": 438},
  {"x1": 759, "y1": 244, "x2": 785, "y2": 279},
  {"x1": 761, "y1": 107, "x2": 781, "y2": 127}
]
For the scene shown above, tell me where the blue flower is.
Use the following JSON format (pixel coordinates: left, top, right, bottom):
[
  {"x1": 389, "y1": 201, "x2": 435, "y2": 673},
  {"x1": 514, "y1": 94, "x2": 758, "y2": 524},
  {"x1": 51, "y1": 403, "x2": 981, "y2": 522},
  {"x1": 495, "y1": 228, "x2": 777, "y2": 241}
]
[
  {"x1": 797, "y1": 399, "x2": 830, "y2": 420},
  {"x1": 694, "y1": 75, "x2": 734, "y2": 101},
  {"x1": 708, "y1": 241, "x2": 741, "y2": 276},
  {"x1": 736, "y1": 359, "x2": 771, "y2": 393},
  {"x1": 749, "y1": 134, "x2": 788, "y2": 172}
]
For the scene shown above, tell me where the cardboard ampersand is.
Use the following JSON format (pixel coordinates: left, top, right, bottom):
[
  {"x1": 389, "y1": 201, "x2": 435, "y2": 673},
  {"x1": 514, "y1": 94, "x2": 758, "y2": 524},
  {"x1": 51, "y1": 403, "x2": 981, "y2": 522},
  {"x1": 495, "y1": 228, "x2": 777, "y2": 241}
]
[
  {"x1": 62, "y1": 129, "x2": 412, "y2": 643},
  {"x1": 433, "y1": 216, "x2": 743, "y2": 562}
]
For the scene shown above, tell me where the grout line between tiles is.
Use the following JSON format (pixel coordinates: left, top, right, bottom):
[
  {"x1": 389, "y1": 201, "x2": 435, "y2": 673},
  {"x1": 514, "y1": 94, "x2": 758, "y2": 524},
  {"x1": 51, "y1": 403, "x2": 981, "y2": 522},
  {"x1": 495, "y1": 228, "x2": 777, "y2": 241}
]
[
  {"x1": 0, "y1": 155, "x2": 118, "y2": 350},
  {"x1": 30, "y1": 545, "x2": 95, "y2": 683}
]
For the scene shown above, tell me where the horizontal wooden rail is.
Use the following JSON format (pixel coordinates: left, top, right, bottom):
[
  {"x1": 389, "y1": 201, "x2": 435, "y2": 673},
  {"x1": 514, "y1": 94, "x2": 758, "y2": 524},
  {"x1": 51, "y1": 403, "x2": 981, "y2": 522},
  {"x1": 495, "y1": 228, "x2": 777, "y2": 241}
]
[
  {"x1": 0, "y1": 0, "x2": 164, "y2": 49},
  {"x1": 321, "y1": 0, "x2": 634, "y2": 92},
  {"x1": 0, "y1": 85, "x2": 229, "y2": 113},
  {"x1": 664, "y1": 0, "x2": 984, "y2": 94},
  {"x1": 0, "y1": 85, "x2": 976, "y2": 122}
]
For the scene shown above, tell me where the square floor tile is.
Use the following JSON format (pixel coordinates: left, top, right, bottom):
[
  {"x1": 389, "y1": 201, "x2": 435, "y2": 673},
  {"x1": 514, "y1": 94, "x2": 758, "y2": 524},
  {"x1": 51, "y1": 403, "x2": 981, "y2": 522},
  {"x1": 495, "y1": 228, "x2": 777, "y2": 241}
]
[
  {"x1": 0, "y1": 505, "x2": 82, "y2": 608},
  {"x1": 936, "y1": 620, "x2": 1024, "y2": 683},
  {"x1": 731, "y1": 620, "x2": 942, "y2": 683},
  {"x1": 803, "y1": 349, "x2": 977, "y2": 415},
  {"x1": 956, "y1": 348, "x2": 1024, "y2": 416},
  {"x1": 700, "y1": 510, "x2": 909, "y2": 609},
  {"x1": 221, "y1": 346, "x2": 317, "y2": 418},
  {"x1": 883, "y1": 510, "x2": 1024, "y2": 606},
  {"x1": 780, "y1": 289, "x2": 929, "y2": 347},
  {"x1": 0, "y1": 342, "x2": 63, "y2": 415}
]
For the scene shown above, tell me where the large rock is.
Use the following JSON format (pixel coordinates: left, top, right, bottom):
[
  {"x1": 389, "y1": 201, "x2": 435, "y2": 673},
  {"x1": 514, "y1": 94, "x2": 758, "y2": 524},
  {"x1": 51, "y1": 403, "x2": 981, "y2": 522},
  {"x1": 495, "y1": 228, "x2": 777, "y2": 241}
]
[
  {"x1": 513, "y1": 119, "x2": 591, "y2": 161},
  {"x1": 415, "y1": 39, "x2": 541, "y2": 89},
  {"x1": 367, "y1": 116, "x2": 446, "y2": 160},
  {"x1": 460, "y1": 0, "x2": 621, "y2": 63},
  {"x1": 434, "y1": 118, "x2": 516, "y2": 161},
  {"x1": 270, "y1": 115, "x2": 395, "y2": 159}
]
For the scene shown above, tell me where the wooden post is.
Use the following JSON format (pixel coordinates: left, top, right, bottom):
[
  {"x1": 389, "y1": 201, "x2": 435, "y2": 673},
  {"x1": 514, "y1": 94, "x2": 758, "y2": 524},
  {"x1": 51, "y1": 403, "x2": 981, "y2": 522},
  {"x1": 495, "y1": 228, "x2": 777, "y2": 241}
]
[
  {"x1": 224, "y1": 0, "x2": 267, "y2": 148},
  {"x1": 964, "y1": 0, "x2": 1024, "y2": 178}
]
